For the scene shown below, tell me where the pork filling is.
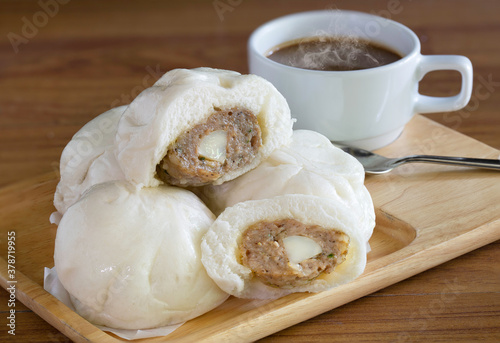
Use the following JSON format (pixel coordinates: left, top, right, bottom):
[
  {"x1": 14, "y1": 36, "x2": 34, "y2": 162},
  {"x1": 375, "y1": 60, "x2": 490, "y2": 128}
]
[
  {"x1": 239, "y1": 219, "x2": 350, "y2": 288},
  {"x1": 156, "y1": 107, "x2": 262, "y2": 186}
]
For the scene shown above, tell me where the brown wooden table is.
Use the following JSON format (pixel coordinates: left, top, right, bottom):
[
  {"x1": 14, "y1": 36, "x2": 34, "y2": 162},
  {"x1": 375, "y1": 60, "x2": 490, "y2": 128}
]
[{"x1": 0, "y1": 0, "x2": 499, "y2": 341}]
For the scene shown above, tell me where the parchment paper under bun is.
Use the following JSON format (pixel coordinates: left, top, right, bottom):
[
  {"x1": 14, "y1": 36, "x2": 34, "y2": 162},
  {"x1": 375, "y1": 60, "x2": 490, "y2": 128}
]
[
  {"x1": 201, "y1": 194, "x2": 367, "y2": 299},
  {"x1": 115, "y1": 67, "x2": 294, "y2": 188},
  {"x1": 54, "y1": 106, "x2": 127, "y2": 214},
  {"x1": 199, "y1": 129, "x2": 375, "y2": 242},
  {"x1": 54, "y1": 181, "x2": 228, "y2": 330}
]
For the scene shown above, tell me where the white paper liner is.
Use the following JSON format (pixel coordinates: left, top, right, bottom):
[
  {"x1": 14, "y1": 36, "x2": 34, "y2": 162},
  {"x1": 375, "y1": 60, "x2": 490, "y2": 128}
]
[
  {"x1": 49, "y1": 211, "x2": 62, "y2": 225},
  {"x1": 43, "y1": 267, "x2": 184, "y2": 340}
]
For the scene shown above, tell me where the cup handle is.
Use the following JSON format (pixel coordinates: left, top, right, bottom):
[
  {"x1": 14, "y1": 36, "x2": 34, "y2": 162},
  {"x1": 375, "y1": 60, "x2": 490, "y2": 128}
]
[{"x1": 414, "y1": 55, "x2": 473, "y2": 114}]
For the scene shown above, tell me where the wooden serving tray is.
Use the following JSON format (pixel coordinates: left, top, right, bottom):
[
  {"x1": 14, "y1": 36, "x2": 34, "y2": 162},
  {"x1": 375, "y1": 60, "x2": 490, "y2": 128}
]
[{"x1": 1, "y1": 115, "x2": 499, "y2": 342}]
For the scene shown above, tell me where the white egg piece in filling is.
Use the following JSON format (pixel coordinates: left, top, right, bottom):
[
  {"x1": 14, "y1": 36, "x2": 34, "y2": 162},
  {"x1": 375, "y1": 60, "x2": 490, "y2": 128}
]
[
  {"x1": 283, "y1": 235, "x2": 323, "y2": 264},
  {"x1": 198, "y1": 130, "x2": 227, "y2": 163},
  {"x1": 201, "y1": 194, "x2": 368, "y2": 299}
]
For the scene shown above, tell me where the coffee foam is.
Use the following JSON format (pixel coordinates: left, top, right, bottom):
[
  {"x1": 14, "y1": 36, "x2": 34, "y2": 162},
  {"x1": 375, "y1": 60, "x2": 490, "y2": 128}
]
[{"x1": 292, "y1": 33, "x2": 380, "y2": 71}]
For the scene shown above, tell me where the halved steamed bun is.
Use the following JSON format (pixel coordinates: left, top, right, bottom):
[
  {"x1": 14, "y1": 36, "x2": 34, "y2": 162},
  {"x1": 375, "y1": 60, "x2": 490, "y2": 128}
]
[
  {"x1": 54, "y1": 106, "x2": 127, "y2": 214},
  {"x1": 201, "y1": 194, "x2": 367, "y2": 299},
  {"x1": 199, "y1": 130, "x2": 375, "y2": 242},
  {"x1": 54, "y1": 181, "x2": 228, "y2": 330},
  {"x1": 115, "y1": 67, "x2": 294, "y2": 188}
]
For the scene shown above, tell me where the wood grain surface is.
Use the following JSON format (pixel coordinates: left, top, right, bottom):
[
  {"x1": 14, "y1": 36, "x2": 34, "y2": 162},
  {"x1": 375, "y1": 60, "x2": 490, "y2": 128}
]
[{"x1": 0, "y1": 0, "x2": 499, "y2": 342}]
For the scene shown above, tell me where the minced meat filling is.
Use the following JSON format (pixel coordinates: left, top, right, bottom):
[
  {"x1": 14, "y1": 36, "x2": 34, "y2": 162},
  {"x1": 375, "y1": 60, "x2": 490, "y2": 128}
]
[
  {"x1": 156, "y1": 107, "x2": 262, "y2": 186},
  {"x1": 239, "y1": 219, "x2": 349, "y2": 288}
]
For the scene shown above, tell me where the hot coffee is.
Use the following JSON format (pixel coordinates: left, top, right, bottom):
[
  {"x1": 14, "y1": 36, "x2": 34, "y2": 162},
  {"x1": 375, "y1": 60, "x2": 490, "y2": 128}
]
[
  {"x1": 266, "y1": 36, "x2": 402, "y2": 71},
  {"x1": 250, "y1": 11, "x2": 473, "y2": 149}
]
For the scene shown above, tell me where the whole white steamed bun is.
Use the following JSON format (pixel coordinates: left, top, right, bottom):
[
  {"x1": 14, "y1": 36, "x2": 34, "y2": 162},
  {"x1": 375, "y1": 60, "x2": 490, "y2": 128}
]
[{"x1": 54, "y1": 180, "x2": 228, "y2": 330}]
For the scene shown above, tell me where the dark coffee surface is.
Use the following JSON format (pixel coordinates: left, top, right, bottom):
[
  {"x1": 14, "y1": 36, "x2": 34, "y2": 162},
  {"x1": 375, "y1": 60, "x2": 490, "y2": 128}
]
[{"x1": 266, "y1": 36, "x2": 402, "y2": 71}]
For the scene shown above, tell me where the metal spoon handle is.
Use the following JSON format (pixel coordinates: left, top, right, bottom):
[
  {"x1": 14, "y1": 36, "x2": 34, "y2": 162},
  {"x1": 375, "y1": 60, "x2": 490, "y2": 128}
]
[{"x1": 398, "y1": 155, "x2": 500, "y2": 170}]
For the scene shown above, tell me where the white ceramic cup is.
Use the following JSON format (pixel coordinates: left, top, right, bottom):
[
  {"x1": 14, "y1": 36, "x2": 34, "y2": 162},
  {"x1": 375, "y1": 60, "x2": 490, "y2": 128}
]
[{"x1": 248, "y1": 10, "x2": 473, "y2": 150}]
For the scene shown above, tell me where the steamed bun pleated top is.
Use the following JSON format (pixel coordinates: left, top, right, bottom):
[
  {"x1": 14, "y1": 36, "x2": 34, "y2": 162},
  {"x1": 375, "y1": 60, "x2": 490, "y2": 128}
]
[
  {"x1": 54, "y1": 105, "x2": 127, "y2": 214},
  {"x1": 115, "y1": 67, "x2": 294, "y2": 188}
]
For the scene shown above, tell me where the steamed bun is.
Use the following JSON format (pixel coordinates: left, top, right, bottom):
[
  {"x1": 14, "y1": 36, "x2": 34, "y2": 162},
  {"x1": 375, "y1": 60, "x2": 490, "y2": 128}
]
[
  {"x1": 54, "y1": 106, "x2": 127, "y2": 214},
  {"x1": 201, "y1": 194, "x2": 367, "y2": 299},
  {"x1": 199, "y1": 130, "x2": 375, "y2": 242},
  {"x1": 115, "y1": 67, "x2": 294, "y2": 188},
  {"x1": 54, "y1": 181, "x2": 228, "y2": 330}
]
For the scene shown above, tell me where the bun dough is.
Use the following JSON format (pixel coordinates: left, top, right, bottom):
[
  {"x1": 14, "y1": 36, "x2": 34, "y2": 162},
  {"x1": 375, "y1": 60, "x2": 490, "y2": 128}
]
[
  {"x1": 54, "y1": 106, "x2": 127, "y2": 214},
  {"x1": 201, "y1": 194, "x2": 367, "y2": 299},
  {"x1": 54, "y1": 181, "x2": 228, "y2": 329},
  {"x1": 115, "y1": 68, "x2": 294, "y2": 188},
  {"x1": 199, "y1": 130, "x2": 375, "y2": 242}
]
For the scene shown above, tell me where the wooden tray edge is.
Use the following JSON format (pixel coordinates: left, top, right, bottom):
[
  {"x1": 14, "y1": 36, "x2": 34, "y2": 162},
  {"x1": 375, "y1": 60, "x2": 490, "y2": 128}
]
[
  {"x1": 2, "y1": 214, "x2": 498, "y2": 343},
  {"x1": 0, "y1": 258, "x2": 119, "y2": 343},
  {"x1": 170, "y1": 218, "x2": 500, "y2": 342}
]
